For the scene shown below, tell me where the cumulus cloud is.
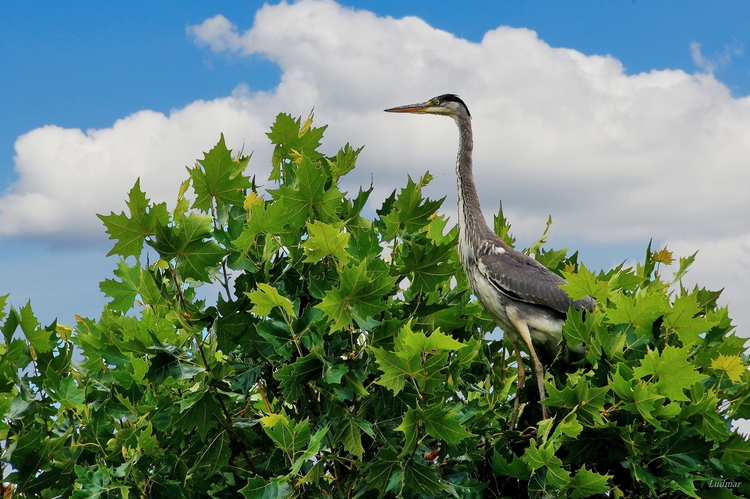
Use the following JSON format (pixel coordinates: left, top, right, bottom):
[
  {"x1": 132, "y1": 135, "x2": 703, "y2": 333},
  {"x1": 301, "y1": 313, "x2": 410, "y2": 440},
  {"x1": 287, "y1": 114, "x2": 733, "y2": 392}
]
[
  {"x1": 2, "y1": 0, "x2": 750, "y2": 331},
  {"x1": 663, "y1": 235, "x2": 750, "y2": 336},
  {"x1": 0, "y1": 98, "x2": 273, "y2": 242}
]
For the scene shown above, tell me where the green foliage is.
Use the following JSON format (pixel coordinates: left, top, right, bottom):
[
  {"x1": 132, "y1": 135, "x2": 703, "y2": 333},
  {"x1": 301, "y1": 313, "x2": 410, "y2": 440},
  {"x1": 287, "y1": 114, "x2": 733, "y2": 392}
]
[{"x1": 2, "y1": 111, "x2": 750, "y2": 499}]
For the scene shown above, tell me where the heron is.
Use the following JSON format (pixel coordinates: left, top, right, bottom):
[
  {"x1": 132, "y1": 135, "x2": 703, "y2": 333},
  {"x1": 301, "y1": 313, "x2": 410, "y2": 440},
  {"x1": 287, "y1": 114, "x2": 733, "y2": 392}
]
[{"x1": 385, "y1": 94, "x2": 594, "y2": 428}]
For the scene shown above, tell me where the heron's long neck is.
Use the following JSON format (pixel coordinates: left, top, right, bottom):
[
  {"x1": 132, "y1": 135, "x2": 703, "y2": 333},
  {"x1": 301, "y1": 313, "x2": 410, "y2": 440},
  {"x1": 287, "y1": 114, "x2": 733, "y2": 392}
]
[{"x1": 455, "y1": 113, "x2": 490, "y2": 263}]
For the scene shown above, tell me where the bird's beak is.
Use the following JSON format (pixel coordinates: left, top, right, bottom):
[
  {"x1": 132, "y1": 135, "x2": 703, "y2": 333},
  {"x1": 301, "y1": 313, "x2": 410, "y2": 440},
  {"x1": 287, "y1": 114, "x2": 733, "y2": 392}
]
[{"x1": 384, "y1": 102, "x2": 430, "y2": 114}]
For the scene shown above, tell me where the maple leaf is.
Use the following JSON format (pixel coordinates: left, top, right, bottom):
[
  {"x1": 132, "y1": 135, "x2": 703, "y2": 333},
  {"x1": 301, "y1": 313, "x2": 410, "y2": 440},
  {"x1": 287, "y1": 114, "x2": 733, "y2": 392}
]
[
  {"x1": 420, "y1": 405, "x2": 475, "y2": 444},
  {"x1": 371, "y1": 346, "x2": 421, "y2": 394},
  {"x1": 149, "y1": 213, "x2": 226, "y2": 281},
  {"x1": 316, "y1": 260, "x2": 397, "y2": 331},
  {"x1": 98, "y1": 179, "x2": 169, "y2": 259},
  {"x1": 246, "y1": 283, "x2": 296, "y2": 319},
  {"x1": 99, "y1": 260, "x2": 141, "y2": 313},
  {"x1": 327, "y1": 143, "x2": 364, "y2": 182},
  {"x1": 269, "y1": 157, "x2": 343, "y2": 227},
  {"x1": 334, "y1": 416, "x2": 365, "y2": 459},
  {"x1": 561, "y1": 264, "x2": 611, "y2": 302},
  {"x1": 266, "y1": 112, "x2": 326, "y2": 182},
  {"x1": 633, "y1": 345, "x2": 708, "y2": 401},
  {"x1": 189, "y1": 134, "x2": 252, "y2": 212},
  {"x1": 664, "y1": 294, "x2": 715, "y2": 347},
  {"x1": 243, "y1": 191, "x2": 263, "y2": 211},
  {"x1": 301, "y1": 221, "x2": 350, "y2": 265},
  {"x1": 19, "y1": 301, "x2": 51, "y2": 353},
  {"x1": 568, "y1": 465, "x2": 612, "y2": 498},
  {"x1": 605, "y1": 292, "x2": 668, "y2": 338},
  {"x1": 259, "y1": 413, "x2": 309, "y2": 454},
  {"x1": 393, "y1": 324, "x2": 464, "y2": 357},
  {"x1": 711, "y1": 354, "x2": 746, "y2": 383},
  {"x1": 652, "y1": 246, "x2": 674, "y2": 265},
  {"x1": 395, "y1": 233, "x2": 461, "y2": 294},
  {"x1": 381, "y1": 174, "x2": 444, "y2": 239}
]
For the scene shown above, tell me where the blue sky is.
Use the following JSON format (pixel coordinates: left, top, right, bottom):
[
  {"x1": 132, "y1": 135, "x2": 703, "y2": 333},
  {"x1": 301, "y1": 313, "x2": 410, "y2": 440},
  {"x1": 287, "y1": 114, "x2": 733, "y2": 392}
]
[
  {"x1": 1, "y1": 0, "x2": 750, "y2": 329},
  {"x1": 3, "y1": 1, "x2": 748, "y2": 181}
]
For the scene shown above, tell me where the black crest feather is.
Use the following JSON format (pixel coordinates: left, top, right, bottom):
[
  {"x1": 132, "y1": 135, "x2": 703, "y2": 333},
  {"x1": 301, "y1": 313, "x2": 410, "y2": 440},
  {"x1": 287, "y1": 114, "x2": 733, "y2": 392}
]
[{"x1": 433, "y1": 94, "x2": 471, "y2": 117}]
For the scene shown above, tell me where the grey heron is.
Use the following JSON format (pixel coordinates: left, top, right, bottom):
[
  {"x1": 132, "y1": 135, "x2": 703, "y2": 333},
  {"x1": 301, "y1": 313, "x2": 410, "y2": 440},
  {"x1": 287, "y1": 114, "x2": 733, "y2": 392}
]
[{"x1": 385, "y1": 94, "x2": 594, "y2": 428}]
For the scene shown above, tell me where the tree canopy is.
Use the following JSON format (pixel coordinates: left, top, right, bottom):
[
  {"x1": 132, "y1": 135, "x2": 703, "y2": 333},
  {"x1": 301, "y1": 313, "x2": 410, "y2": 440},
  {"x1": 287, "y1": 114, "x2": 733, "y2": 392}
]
[{"x1": 1, "y1": 110, "x2": 749, "y2": 498}]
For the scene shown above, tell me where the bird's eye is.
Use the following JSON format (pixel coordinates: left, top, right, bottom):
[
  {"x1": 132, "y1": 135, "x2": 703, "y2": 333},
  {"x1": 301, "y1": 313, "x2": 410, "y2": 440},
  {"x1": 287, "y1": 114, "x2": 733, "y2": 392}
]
[{"x1": 433, "y1": 99, "x2": 440, "y2": 105}]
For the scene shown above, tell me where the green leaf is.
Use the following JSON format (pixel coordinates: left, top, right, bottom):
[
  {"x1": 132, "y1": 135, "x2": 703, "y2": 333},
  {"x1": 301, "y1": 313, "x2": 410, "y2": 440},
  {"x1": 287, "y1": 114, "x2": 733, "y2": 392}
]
[
  {"x1": 664, "y1": 294, "x2": 715, "y2": 347},
  {"x1": 317, "y1": 260, "x2": 397, "y2": 331},
  {"x1": 19, "y1": 301, "x2": 51, "y2": 353},
  {"x1": 73, "y1": 465, "x2": 112, "y2": 499},
  {"x1": 291, "y1": 426, "x2": 328, "y2": 475},
  {"x1": 711, "y1": 354, "x2": 745, "y2": 383},
  {"x1": 0, "y1": 293, "x2": 8, "y2": 323},
  {"x1": 395, "y1": 407, "x2": 420, "y2": 457},
  {"x1": 137, "y1": 268, "x2": 168, "y2": 310},
  {"x1": 420, "y1": 405, "x2": 475, "y2": 444},
  {"x1": 633, "y1": 345, "x2": 708, "y2": 401},
  {"x1": 372, "y1": 346, "x2": 420, "y2": 395},
  {"x1": 563, "y1": 308, "x2": 602, "y2": 363},
  {"x1": 365, "y1": 448, "x2": 401, "y2": 497},
  {"x1": 381, "y1": 173, "x2": 444, "y2": 239},
  {"x1": 270, "y1": 156, "x2": 342, "y2": 226},
  {"x1": 605, "y1": 291, "x2": 668, "y2": 338},
  {"x1": 99, "y1": 260, "x2": 141, "y2": 313},
  {"x1": 670, "y1": 251, "x2": 697, "y2": 284},
  {"x1": 561, "y1": 264, "x2": 610, "y2": 302},
  {"x1": 493, "y1": 201, "x2": 516, "y2": 247},
  {"x1": 492, "y1": 451, "x2": 532, "y2": 479},
  {"x1": 260, "y1": 414, "x2": 310, "y2": 455},
  {"x1": 568, "y1": 465, "x2": 611, "y2": 498},
  {"x1": 189, "y1": 133, "x2": 252, "y2": 212},
  {"x1": 48, "y1": 376, "x2": 85, "y2": 409},
  {"x1": 173, "y1": 390, "x2": 222, "y2": 440},
  {"x1": 274, "y1": 355, "x2": 323, "y2": 400},
  {"x1": 559, "y1": 411, "x2": 584, "y2": 439},
  {"x1": 404, "y1": 460, "x2": 447, "y2": 496},
  {"x1": 149, "y1": 213, "x2": 226, "y2": 281},
  {"x1": 720, "y1": 435, "x2": 750, "y2": 466},
  {"x1": 628, "y1": 382, "x2": 666, "y2": 430},
  {"x1": 327, "y1": 143, "x2": 363, "y2": 182},
  {"x1": 266, "y1": 112, "x2": 326, "y2": 182},
  {"x1": 522, "y1": 440, "x2": 571, "y2": 487},
  {"x1": 302, "y1": 220, "x2": 350, "y2": 264},
  {"x1": 395, "y1": 233, "x2": 460, "y2": 294},
  {"x1": 394, "y1": 323, "x2": 465, "y2": 356},
  {"x1": 240, "y1": 476, "x2": 293, "y2": 499},
  {"x1": 324, "y1": 363, "x2": 348, "y2": 384},
  {"x1": 232, "y1": 198, "x2": 290, "y2": 254},
  {"x1": 246, "y1": 283, "x2": 296, "y2": 318},
  {"x1": 98, "y1": 179, "x2": 169, "y2": 258},
  {"x1": 683, "y1": 387, "x2": 730, "y2": 442},
  {"x1": 544, "y1": 376, "x2": 608, "y2": 426},
  {"x1": 334, "y1": 417, "x2": 364, "y2": 459},
  {"x1": 188, "y1": 431, "x2": 230, "y2": 478}
]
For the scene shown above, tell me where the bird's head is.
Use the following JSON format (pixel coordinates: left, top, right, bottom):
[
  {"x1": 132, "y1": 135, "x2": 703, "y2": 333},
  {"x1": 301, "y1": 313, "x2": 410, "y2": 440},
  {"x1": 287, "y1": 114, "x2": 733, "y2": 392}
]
[{"x1": 384, "y1": 94, "x2": 471, "y2": 119}]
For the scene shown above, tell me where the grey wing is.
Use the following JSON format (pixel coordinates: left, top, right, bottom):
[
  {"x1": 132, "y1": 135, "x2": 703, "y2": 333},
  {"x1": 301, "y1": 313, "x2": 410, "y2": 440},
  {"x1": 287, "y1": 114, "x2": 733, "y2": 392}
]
[{"x1": 476, "y1": 241, "x2": 573, "y2": 315}]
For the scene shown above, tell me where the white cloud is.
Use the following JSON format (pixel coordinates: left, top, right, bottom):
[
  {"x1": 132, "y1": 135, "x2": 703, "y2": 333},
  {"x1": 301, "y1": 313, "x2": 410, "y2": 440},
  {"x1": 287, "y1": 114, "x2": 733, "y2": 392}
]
[
  {"x1": 663, "y1": 235, "x2": 750, "y2": 337},
  {"x1": 691, "y1": 41, "x2": 743, "y2": 74},
  {"x1": 0, "y1": 98, "x2": 273, "y2": 241},
  {"x1": 2, "y1": 0, "x2": 750, "y2": 332}
]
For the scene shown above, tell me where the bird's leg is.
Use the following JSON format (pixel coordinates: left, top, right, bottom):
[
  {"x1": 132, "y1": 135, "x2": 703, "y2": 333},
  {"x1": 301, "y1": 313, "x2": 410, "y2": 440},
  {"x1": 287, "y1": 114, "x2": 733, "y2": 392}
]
[
  {"x1": 526, "y1": 341, "x2": 548, "y2": 420},
  {"x1": 509, "y1": 338, "x2": 524, "y2": 431},
  {"x1": 508, "y1": 314, "x2": 548, "y2": 421}
]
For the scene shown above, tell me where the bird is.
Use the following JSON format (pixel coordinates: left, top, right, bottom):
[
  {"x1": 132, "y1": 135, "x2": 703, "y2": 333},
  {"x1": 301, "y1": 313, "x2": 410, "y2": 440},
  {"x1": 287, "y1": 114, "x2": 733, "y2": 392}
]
[{"x1": 385, "y1": 94, "x2": 594, "y2": 429}]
